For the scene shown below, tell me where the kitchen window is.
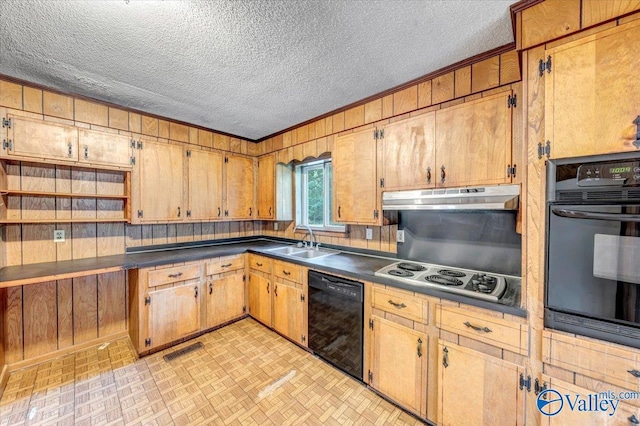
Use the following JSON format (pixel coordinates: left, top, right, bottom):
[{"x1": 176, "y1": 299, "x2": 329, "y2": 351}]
[{"x1": 295, "y1": 159, "x2": 345, "y2": 232}]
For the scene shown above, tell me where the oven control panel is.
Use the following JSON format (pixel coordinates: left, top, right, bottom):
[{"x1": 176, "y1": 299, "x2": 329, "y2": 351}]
[{"x1": 577, "y1": 161, "x2": 640, "y2": 186}]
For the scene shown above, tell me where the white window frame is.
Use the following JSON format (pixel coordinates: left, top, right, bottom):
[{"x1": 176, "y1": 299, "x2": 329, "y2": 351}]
[{"x1": 295, "y1": 159, "x2": 345, "y2": 232}]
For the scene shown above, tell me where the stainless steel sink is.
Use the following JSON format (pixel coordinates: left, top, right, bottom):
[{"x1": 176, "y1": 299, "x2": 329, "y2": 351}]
[{"x1": 267, "y1": 246, "x2": 339, "y2": 260}]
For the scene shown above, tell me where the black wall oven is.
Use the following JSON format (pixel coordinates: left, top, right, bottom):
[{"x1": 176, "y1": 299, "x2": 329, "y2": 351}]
[{"x1": 546, "y1": 153, "x2": 640, "y2": 348}]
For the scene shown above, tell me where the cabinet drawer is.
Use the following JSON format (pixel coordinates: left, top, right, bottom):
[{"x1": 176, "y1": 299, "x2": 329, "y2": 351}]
[
  {"x1": 206, "y1": 255, "x2": 244, "y2": 275},
  {"x1": 273, "y1": 260, "x2": 302, "y2": 282},
  {"x1": 249, "y1": 254, "x2": 272, "y2": 274},
  {"x1": 372, "y1": 286, "x2": 427, "y2": 324},
  {"x1": 147, "y1": 264, "x2": 201, "y2": 287},
  {"x1": 436, "y1": 305, "x2": 527, "y2": 355},
  {"x1": 543, "y1": 330, "x2": 640, "y2": 392}
]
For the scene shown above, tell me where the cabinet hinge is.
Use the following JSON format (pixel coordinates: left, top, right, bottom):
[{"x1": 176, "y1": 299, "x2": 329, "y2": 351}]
[
  {"x1": 243, "y1": 274, "x2": 246, "y2": 282},
  {"x1": 144, "y1": 296, "x2": 151, "y2": 305},
  {"x1": 379, "y1": 129, "x2": 384, "y2": 139},
  {"x1": 2, "y1": 139, "x2": 12, "y2": 150},
  {"x1": 130, "y1": 139, "x2": 136, "y2": 149},
  {"x1": 224, "y1": 210, "x2": 229, "y2": 217},
  {"x1": 534, "y1": 378, "x2": 548, "y2": 395},
  {"x1": 301, "y1": 335, "x2": 306, "y2": 343},
  {"x1": 2, "y1": 118, "x2": 11, "y2": 128},
  {"x1": 186, "y1": 210, "x2": 191, "y2": 217},
  {"x1": 300, "y1": 294, "x2": 305, "y2": 302},
  {"x1": 145, "y1": 338, "x2": 151, "y2": 347},
  {"x1": 537, "y1": 141, "x2": 551, "y2": 159},
  {"x1": 373, "y1": 210, "x2": 379, "y2": 219},
  {"x1": 379, "y1": 178, "x2": 385, "y2": 188},
  {"x1": 368, "y1": 370, "x2": 373, "y2": 383},
  {"x1": 374, "y1": 130, "x2": 378, "y2": 140},
  {"x1": 507, "y1": 94, "x2": 517, "y2": 108},
  {"x1": 224, "y1": 157, "x2": 229, "y2": 163},
  {"x1": 186, "y1": 150, "x2": 191, "y2": 157},
  {"x1": 506, "y1": 164, "x2": 517, "y2": 178},
  {"x1": 242, "y1": 305, "x2": 246, "y2": 313},
  {"x1": 519, "y1": 374, "x2": 531, "y2": 392},
  {"x1": 137, "y1": 141, "x2": 143, "y2": 149},
  {"x1": 138, "y1": 210, "x2": 144, "y2": 218},
  {"x1": 538, "y1": 55, "x2": 552, "y2": 77},
  {"x1": 369, "y1": 318, "x2": 374, "y2": 330},
  {"x1": 130, "y1": 156, "x2": 136, "y2": 165}
]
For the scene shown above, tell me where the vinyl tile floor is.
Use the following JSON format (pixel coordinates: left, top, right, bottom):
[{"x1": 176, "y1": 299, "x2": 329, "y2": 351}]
[{"x1": 0, "y1": 318, "x2": 425, "y2": 425}]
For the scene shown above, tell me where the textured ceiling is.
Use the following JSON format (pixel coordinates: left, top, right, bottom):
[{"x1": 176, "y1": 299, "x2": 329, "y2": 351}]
[{"x1": 0, "y1": 0, "x2": 517, "y2": 140}]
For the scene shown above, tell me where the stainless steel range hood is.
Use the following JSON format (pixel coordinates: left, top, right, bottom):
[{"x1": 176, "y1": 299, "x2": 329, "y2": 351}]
[{"x1": 382, "y1": 184, "x2": 520, "y2": 210}]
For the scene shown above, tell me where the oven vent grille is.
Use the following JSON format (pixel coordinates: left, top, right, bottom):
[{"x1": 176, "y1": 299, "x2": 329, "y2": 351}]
[{"x1": 557, "y1": 189, "x2": 640, "y2": 202}]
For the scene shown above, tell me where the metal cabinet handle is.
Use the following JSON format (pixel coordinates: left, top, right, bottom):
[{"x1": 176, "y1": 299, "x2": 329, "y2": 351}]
[
  {"x1": 338, "y1": 206, "x2": 341, "y2": 218},
  {"x1": 209, "y1": 282, "x2": 213, "y2": 295},
  {"x1": 168, "y1": 272, "x2": 183, "y2": 278},
  {"x1": 249, "y1": 207, "x2": 252, "y2": 216},
  {"x1": 256, "y1": 262, "x2": 263, "y2": 267},
  {"x1": 464, "y1": 321, "x2": 492, "y2": 333},
  {"x1": 194, "y1": 286, "x2": 198, "y2": 298},
  {"x1": 267, "y1": 282, "x2": 270, "y2": 293},
  {"x1": 83, "y1": 146, "x2": 88, "y2": 159},
  {"x1": 633, "y1": 115, "x2": 640, "y2": 149},
  {"x1": 629, "y1": 414, "x2": 640, "y2": 424},
  {"x1": 426, "y1": 167, "x2": 431, "y2": 184},
  {"x1": 628, "y1": 369, "x2": 640, "y2": 378},
  {"x1": 440, "y1": 165, "x2": 446, "y2": 184},
  {"x1": 388, "y1": 300, "x2": 406, "y2": 309},
  {"x1": 417, "y1": 338, "x2": 423, "y2": 358},
  {"x1": 177, "y1": 207, "x2": 181, "y2": 217},
  {"x1": 218, "y1": 207, "x2": 221, "y2": 217},
  {"x1": 221, "y1": 263, "x2": 232, "y2": 268},
  {"x1": 443, "y1": 346, "x2": 449, "y2": 368},
  {"x1": 269, "y1": 207, "x2": 272, "y2": 216},
  {"x1": 283, "y1": 270, "x2": 291, "y2": 276},
  {"x1": 274, "y1": 284, "x2": 278, "y2": 297}
]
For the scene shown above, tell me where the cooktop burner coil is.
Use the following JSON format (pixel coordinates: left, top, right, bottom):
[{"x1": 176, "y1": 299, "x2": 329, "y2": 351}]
[{"x1": 424, "y1": 275, "x2": 463, "y2": 286}]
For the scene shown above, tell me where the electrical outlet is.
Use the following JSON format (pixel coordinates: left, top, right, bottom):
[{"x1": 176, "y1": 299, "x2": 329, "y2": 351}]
[
  {"x1": 53, "y1": 229, "x2": 65, "y2": 243},
  {"x1": 396, "y1": 230, "x2": 405, "y2": 243},
  {"x1": 365, "y1": 228, "x2": 373, "y2": 240}
]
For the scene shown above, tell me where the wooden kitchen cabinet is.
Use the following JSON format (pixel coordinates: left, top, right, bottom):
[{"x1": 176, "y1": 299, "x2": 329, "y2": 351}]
[
  {"x1": 333, "y1": 127, "x2": 380, "y2": 225},
  {"x1": 434, "y1": 91, "x2": 513, "y2": 187},
  {"x1": 3, "y1": 114, "x2": 78, "y2": 162},
  {"x1": 380, "y1": 113, "x2": 436, "y2": 191},
  {"x1": 204, "y1": 255, "x2": 246, "y2": 328},
  {"x1": 129, "y1": 262, "x2": 203, "y2": 353},
  {"x1": 224, "y1": 154, "x2": 255, "y2": 220},
  {"x1": 248, "y1": 272, "x2": 272, "y2": 327},
  {"x1": 78, "y1": 128, "x2": 132, "y2": 169},
  {"x1": 256, "y1": 153, "x2": 293, "y2": 220},
  {"x1": 133, "y1": 138, "x2": 184, "y2": 222},
  {"x1": 370, "y1": 316, "x2": 428, "y2": 417},
  {"x1": 187, "y1": 148, "x2": 223, "y2": 220},
  {"x1": 438, "y1": 341, "x2": 525, "y2": 426},
  {"x1": 273, "y1": 282, "x2": 304, "y2": 346},
  {"x1": 544, "y1": 20, "x2": 640, "y2": 159}
]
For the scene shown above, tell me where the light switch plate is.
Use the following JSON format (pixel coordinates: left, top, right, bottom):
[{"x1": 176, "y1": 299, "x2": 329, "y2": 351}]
[
  {"x1": 365, "y1": 228, "x2": 373, "y2": 240},
  {"x1": 396, "y1": 230, "x2": 405, "y2": 243},
  {"x1": 274, "y1": 222, "x2": 279, "y2": 231},
  {"x1": 54, "y1": 229, "x2": 65, "y2": 243}
]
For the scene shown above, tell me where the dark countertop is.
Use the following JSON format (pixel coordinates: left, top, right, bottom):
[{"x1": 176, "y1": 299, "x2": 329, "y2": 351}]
[{"x1": 0, "y1": 237, "x2": 526, "y2": 318}]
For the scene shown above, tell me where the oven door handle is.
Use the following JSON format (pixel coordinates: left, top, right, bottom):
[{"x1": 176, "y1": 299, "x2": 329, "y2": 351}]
[{"x1": 551, "y1": 208, "x2": 640, "y2": 222}]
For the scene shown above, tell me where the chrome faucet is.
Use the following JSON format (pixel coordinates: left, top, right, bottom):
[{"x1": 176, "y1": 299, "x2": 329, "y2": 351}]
[{"x1": 299, "y1": 225, "x2": 316, "y2": 249}]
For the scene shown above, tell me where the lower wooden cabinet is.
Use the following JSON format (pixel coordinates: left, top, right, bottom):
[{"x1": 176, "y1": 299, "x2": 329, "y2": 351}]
[
  {"x1": 248, "y1": 272, "x2": 272, "y2": 326},
  {"x1": 273, "y1": 281, "x2": 305, "y2": 345},
  {"x1": 204, "y1": 255, "x2": 245, "y2": 329},
  {"x1": 148, "y1": 282, "x2": 201, "y2": 350},
  {"x1": 370, "y1": 315, "x2": 427, "y2": 417},
  {"x1": 437, "y1": 341, "x2": 525, "y2": 425}
]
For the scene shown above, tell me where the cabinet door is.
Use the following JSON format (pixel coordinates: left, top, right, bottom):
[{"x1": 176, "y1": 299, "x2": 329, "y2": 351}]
[
  {"x1": 6, "y1": 115, "x2": 78, "y2": 162},
  {"x1": 545, "y1": 21, "x2": 640, "y2": 159},
  {"x1": 187, "y1": 149, "x2": 223, "y2": 220},
  {"x1": 371, "y1": 316, "x2": 427, "y2": 417},
  {"x1": 382, "y1": 113, "x2": 436, "y2": 190},
  {"x1": 438, "y1": 341, "x2": 524, "y2": 426},
  {"x1": 540, "y1": 375, "x2": 640, "y2": 425},
  {"x1": 78, "y1": 128, "x2": 132, "y2": 169},
  {"x1": 248, "y1": 273, "x2": 271, "y2": 326},
  {"x1": 137, "y1": 140, "x2": 184, "y2": 222},
  {"x1": 225, "y1": 155, "x2": 255, "y2": 220},
  {"x1": 273, "y1": 283, "x2": 304, "y2": 345},
  {"x1": 256, "y1": 154, "x2": 275, "y2": 219},
  {"x1": 435, "y1": 91, "x2": 512, "y2": 187},
  {"x1": 148, "y1": 283, "x2": 200, "y2": 350},
  {"x1": 205, "y1": 272, "x2": 245, "y2": 328},
  {"x1": 333, "y1": 127, "x2": 379, "y2": 224}
]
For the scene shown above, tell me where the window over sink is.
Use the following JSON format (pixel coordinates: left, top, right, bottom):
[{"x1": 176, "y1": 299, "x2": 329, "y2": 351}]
[{"x1": 295, "y1": 159, "x2": 345, "y2": 232}]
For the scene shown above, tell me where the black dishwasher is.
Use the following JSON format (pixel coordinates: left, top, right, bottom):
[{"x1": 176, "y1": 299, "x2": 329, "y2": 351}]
[{"x1": 308, "y1": 270, "x2": 364, "y2": 380}]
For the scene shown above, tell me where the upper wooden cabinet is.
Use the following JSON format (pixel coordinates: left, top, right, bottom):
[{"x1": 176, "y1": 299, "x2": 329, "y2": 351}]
[
  {"x1": 78, "y1": 128, "x2": 132, "y2": 169},
  {"x1": 134, "y1": 139, "x2": 184, "y2": 222},
  {"x1": 333, "y1": 127, "x2": 381, "y2": 225},
  {"x1": 256, "y1": 154, "x2": 293, "y2": 221},
  {"x1": 224, "y1": 154, "x2": 255, "y2": 220},
  {"x1": 380, "y1": 113, "x2": 436, "y2": 191},
  {"x1": 545, "y1": 20, "x2": 640, "y2": 159},
  {"x1": 187, "y1": 149, "x2": 223, "y2": 220},
  {"x1": 435, "y1": 91, "x2": 514, "y2": 188},
  {"x1": 3, "y1": 115, "x2": 78, "y2": 162}
]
